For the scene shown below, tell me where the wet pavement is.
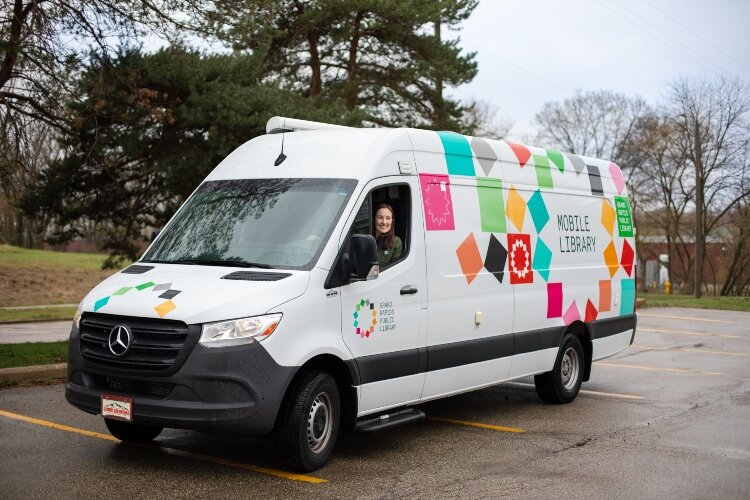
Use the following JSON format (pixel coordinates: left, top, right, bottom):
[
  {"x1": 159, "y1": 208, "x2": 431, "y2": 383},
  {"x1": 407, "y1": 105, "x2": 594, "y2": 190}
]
[{"x1": 1, "y1": 307, "x2": 748, "y2": 499}]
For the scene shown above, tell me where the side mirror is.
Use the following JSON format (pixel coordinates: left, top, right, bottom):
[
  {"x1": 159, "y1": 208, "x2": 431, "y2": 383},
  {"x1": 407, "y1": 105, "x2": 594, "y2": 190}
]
[{"x1": 348, "y1": 234, "x2": 379, "y2": 282}]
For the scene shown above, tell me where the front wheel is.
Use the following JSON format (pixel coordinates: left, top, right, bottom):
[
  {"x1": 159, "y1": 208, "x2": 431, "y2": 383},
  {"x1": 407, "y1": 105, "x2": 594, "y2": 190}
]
[
  {"x1": 534, "y1": 334, "x2": 584, "y2": 404},
  {"x1": 275, "y1": 371, "x2": 340, "y2": 472},
  {"x1": 104, "y1": 418, "x2": 163, "y2": 442}
]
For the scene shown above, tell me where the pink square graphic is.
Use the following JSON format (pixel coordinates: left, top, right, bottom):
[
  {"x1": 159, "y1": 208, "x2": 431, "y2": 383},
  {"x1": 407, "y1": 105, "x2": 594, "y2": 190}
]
[
  {"x1": 419, "y1": 173, "x2": 455, "y2": 231},
  {"x1": 547, "y1": 283, "x2": 563, "y2": 318},
  {"x1": 609, "y1": 162, "x2": 626, "y2": 194},
  {"x1": 563, "y1": 301, "x2": 580, "y2": 325}
]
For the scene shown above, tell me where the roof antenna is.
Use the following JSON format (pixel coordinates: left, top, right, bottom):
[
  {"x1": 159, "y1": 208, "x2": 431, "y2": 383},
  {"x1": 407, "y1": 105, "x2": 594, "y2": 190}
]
[{"x1": 274, "y1": 118, "x2": 287, "y2": 166}]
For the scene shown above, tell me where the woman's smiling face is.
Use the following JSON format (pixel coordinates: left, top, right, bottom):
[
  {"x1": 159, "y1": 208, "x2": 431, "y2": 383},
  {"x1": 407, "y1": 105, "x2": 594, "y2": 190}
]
[{"x1": 375, "y1": 207, "x2": 393, "y2": 235}]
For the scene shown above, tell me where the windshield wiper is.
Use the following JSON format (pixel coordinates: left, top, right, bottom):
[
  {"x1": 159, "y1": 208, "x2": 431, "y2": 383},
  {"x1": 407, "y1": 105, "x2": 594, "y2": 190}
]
[{"x1": 173, "y1": 259, "x2": 274, "y2": 269}]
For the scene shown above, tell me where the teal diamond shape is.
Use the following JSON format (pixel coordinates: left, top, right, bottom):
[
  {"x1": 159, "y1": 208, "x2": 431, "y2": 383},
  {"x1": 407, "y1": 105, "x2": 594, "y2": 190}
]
[
  {"x1": 533, "y1": 239, "x2": 553, "y2": 281},
  {"x1": 353, "y1": 320, "x2": 359, "y2": 328},
  {"x1": 528, "y1": 190, "x2": 550, "y2": 234},
  {"x1": 353, "y1": 311, "x2": 358, "y2": 319},
  {"x1": 94, "y1": 296, "x2": 110, "y2": 311}
]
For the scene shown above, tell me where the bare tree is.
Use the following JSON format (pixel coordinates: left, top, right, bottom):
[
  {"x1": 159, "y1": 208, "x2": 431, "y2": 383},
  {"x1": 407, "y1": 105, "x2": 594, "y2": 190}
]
[
  {"x1": 533, "y1": 90, "x2": 648, "y2": 164},
  {"x1": 668, "y1": 75, "x2": 750, "y2": 297},
  {"x1": 462, "y1": 98, "x2": 513, "y2": 139}
]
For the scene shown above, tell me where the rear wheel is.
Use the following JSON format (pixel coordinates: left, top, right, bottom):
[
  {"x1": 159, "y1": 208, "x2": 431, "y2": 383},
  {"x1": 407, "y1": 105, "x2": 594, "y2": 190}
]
[
  {"x1": 535, "y1": 334, "x2": 584, "y2": 404},
  {"x1": 104, "y1": 418, "x2": 163, "y2": 442},
  {"x1": 275, "y1": 371, "x2": 340, "y2": 472}
]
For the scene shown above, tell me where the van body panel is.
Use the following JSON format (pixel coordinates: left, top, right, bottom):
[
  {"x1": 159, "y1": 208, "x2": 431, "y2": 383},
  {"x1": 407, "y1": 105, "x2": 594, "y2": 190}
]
[{"x1": 66, "y1": 121, "x2": 638, "y2": 459}]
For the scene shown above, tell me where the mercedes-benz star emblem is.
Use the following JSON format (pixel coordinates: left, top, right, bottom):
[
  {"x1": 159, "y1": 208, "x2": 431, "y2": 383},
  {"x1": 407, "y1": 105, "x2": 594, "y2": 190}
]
[{"x1": 108, "y1": 325, "x2": 132, "y2": 356}]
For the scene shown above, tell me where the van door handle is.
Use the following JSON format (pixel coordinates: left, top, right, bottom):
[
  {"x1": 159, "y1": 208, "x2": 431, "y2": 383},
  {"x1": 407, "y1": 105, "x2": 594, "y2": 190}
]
[{"x1": 400, "y1": 285, "x2": 418, "y2": 295}]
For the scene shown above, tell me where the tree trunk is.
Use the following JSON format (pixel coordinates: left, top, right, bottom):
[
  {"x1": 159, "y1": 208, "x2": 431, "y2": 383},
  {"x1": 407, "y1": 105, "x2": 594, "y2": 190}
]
[
  {"x1": 307, "y1": 29, "x2": 322, "y2": 97},
  {"x1": 693, "y1": 120, "x2": 703, "y2": 298},
  {"x1": 433, "y1": 18, "x2": 445, "y2": 129},
  {"x1": 345, "y1": 10, "x2": 364, "y2": 109}
]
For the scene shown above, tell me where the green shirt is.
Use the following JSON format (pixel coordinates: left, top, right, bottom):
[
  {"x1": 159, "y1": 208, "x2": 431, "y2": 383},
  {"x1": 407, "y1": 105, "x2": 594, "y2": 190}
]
[{"x1": 377, "y1": 236, "x2": 403, "y2": 267}]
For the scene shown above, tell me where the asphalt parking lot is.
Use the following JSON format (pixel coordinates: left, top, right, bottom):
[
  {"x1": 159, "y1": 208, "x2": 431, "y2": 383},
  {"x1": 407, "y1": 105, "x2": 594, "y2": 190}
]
[{"x1": 1, "y1": 306, "x2": 748, "y2": 499}]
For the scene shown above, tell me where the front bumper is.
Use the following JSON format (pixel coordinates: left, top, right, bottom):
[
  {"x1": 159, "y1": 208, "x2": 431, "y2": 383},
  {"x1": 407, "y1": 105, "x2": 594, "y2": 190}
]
[{"x1": 65, "y1": 325, "x2": 296, "y2": 435}]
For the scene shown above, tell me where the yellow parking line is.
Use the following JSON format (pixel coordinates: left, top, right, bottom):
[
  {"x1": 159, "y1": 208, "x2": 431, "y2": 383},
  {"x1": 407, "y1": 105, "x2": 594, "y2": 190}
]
[
  {"x1": 639, "y1": 328, "x2": 739, "y2": 339},
  {"x1": 638, "y1": 313, "x2": 736, "y2": 324},
  {"x1": 595, "y1": 362, "x2": 721, "y2": 376},
  {"x1": 504, "y1": 381, "x2": 642, "y2": 400},
  {"x1": 632, "y1": 345, "x2": 745, "y2": 357},
  {"x1": 0, "y1": 409, "x2": 326, "y2": 484},
  {"x1": 428, "y1": 416, "x2": 525, "y2": 433}
]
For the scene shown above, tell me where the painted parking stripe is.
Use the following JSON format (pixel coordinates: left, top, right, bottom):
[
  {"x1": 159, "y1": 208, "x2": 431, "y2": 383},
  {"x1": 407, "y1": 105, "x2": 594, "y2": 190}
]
[
  {"x1": 504, "y1": 381, "x2": 643, "y2": 400},
  {"x1": 639, "y1": 327, "x2": 739, "y2": 339},
  {"x1": 595, "y1": 362, "x2": 721, "y2": 376},
  {"x1": 632, "y1": 344, "x2": 745, "y2": 357},
  {"x1": 0, "y1": 410, "x2": 326, "y2": 484},
  {"x1": 428, "y1": 416, "x2": 525, "y2": 433},
  {"x1": 638, "y1": 313, "x2": 735, "y2": 324}
]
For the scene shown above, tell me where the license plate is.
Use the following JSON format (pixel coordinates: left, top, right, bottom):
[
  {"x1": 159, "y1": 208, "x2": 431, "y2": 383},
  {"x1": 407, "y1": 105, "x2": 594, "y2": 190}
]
[{"x1": 101, "y1": 394, "x2": 133, "y2": 422}]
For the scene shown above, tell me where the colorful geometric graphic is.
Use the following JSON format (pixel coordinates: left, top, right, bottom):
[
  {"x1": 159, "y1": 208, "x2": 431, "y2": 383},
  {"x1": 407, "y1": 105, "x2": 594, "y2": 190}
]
[
  {"x1": 547, "y1": 282, "x2": 563, "y2": 318},
  {"x1": 601, "y1": 199, "x2": 615, "y2": 237},
  {"x1": 94, "y1": 280, "x2": 181, "y2": 317},
  {"x1": 620, "y1": 240, "x2": 635, "y2": 277},
  {"x1": 533, "y1": 238, "x2": 553, "y2": 281},
  {"x1": 506, "y1": 187, "x2": 526, "y2": 231},
  {"x1": 155, "y1": 300, "x2": 176, "y2": 318},
  {"x1": 456, "y1": 233, "x2": 484, "y2": 285},
  {"x1": 528, "y1": 190, "x2": 550, "y2": 233},
  {"x1": 507, "y1": 142, "x2": 532, "y2": 168},
  {"x1": 620, "y1": 279, "x2": 635, "y2": 316},
  {"x1": 353, "y1": 299, "x2": 378, "y2": 338},
  {"x1": 484, "y1": 234, "x2": 507, "y2": 284},
  {"x1": 419, "y1": 173, "x2": 455, "y2": 231},
  {"x1": 584, "y1": 299, "x2": 598, "y2": 322},
  {"x1": 563, "y1": 301, "x2": 580, "y2": 325},
  {"x1": 508, "y1": 234, "x2": 533, "y2": 285},
  {"x1": 603, "y1": 241, "x2": 619, "y2": 278},
  {"x1": 547, "y1": 149, "x2": 566, "y2": 173},
  {"x1": 609, "y1": 162, "x2": 626, "y2": 194},
  {"x1": 569, "y1": 154, "x2": 586, "y2": 175},
  {"x1": 533, "y1": 154, "x2": 553, "y2": 189},
  {"x1": 470, "y1": 137, "x2": 498, "y2": 176},
  {"x1": 587, "y1": 165, "x2": 604, "y2": 197},
  {"x1": 477, "y1": 177, "x2": 506, "y2": 233},
  {"x1": 599, "y1": 280, "x2": 612, "y2": 312},
  {"x1": 437, "y1": 131, "x2": 475, "y2": 176},
  {"x1": 94, "y1": 296, "x2": 110, "y2": 312}
]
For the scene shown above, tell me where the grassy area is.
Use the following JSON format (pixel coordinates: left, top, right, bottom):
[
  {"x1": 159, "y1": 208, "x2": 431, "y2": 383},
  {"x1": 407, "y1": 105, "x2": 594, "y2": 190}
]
[
  {"x1": 0, "y1": 341, "x2": 68, "y2": 369},
  {"x1": 0, "y1": 307, "x2": 77, "y2": 323},
  {"x1": 0, "y1": 244, "x2": 124, "y2": 312},
  {"x1": 640, "y1": 292, "x2": 750, "y2": 312},
  {"x1": 0, "y1": 244, "x2": 109, "y2": 270}
]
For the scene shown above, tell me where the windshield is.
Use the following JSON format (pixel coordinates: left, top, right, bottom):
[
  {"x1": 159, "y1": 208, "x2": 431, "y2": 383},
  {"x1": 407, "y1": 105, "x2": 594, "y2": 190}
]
[{"x1": 142, "y1": 178, "x2": 357, "y2": 270}]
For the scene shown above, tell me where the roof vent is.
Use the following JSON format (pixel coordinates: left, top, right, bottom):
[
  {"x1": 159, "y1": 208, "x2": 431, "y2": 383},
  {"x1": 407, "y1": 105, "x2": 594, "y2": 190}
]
[{"x1": 266, "y1": 116, "x2": 354, "y2": 134}]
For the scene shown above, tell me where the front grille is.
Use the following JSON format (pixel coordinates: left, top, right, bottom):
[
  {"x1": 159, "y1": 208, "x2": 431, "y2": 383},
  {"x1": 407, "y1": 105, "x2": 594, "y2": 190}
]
[
  {"x1": 79, "y1": 313, "x2": 195, "y2": 374},
  {"x1": 87, "y1": 374, "x2": 175, "y2": 398}
]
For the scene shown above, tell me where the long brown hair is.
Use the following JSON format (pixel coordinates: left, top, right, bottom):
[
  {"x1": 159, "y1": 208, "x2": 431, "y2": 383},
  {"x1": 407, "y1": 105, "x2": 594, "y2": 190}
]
[{"x1": 374, "y1": 203, "x2": 395, "y2": 250}]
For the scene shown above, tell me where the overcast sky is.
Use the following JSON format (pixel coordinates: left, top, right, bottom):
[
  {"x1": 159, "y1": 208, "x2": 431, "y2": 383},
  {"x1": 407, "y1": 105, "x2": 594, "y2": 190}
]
[{"x1": 447, "y1": 0, "x2": 750, "y2": 140}]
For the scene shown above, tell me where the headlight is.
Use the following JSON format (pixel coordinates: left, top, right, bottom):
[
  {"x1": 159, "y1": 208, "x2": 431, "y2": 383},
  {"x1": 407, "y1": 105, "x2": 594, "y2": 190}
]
[
  {"x1": 73, "y1": 302, "x2": 83, "y2": 329},
  {"x1": 199, "y1": 314, "x2": 282, "y2": 347}
]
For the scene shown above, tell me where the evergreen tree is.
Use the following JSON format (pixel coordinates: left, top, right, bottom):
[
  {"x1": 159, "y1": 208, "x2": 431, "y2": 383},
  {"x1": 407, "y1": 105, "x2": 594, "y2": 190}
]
[{"x1": 209, "y1": 0, "x2": 478, "y2": 130}]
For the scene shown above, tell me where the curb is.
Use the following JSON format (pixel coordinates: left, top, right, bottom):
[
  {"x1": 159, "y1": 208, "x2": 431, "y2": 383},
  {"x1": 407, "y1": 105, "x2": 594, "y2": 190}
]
[{"x1": 0, "y1": 363, "x2": 67, "y2": 384}]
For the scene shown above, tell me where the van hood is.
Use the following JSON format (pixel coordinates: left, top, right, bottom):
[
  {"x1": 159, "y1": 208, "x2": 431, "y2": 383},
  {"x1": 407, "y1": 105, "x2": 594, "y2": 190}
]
[{"x1": 80, "y1": 264, "x2": 310, "y2": 325}]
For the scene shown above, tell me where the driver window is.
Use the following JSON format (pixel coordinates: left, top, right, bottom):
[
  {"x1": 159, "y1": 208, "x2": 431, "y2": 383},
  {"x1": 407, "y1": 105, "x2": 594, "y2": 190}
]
[{"x1": 369, "y1": 184, "x2": 410, "y2": 270}]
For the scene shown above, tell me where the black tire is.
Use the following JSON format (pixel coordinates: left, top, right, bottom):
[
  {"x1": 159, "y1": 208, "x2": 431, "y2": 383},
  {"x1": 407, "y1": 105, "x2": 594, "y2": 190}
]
[
  {"x1": 104, "y1": 418, "x2": 163, "y2": 443},
  {"x1": 534, "y1": 334, "x2": 584, "y2": 404},
  {"x1": 275, "y1": 371, "x2": 340, "y2": 472}
]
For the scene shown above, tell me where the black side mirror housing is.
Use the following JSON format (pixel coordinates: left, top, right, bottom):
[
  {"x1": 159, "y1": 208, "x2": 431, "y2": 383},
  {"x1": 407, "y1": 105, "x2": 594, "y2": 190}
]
[{"x1": 348, "y1": 234, "x2": 379, "y2": 282}]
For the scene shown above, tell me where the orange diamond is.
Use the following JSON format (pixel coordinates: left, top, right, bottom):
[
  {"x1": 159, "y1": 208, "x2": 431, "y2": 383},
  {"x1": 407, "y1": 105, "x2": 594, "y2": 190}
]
[
  {"x1": 456, "y1": 233, "x2": 484, "y2": 285},
  {"x1": 603, "y1": 241, "x2": 619, "y2": 278},
  {"x1": 154, "y1": 300, "x2": 176, "y2": 318},
  {"x1": 506, "y1": 187, "x2": 526, "y2": 231},
  {"x1": 601, "y1": 199, "x2": 615, "y2": 237}
]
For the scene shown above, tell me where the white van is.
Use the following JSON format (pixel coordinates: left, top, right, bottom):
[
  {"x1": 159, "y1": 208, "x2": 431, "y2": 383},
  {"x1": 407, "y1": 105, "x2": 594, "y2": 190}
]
[{"x1": 66, "y1": 117, "x2": 638, "y2": 471}]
